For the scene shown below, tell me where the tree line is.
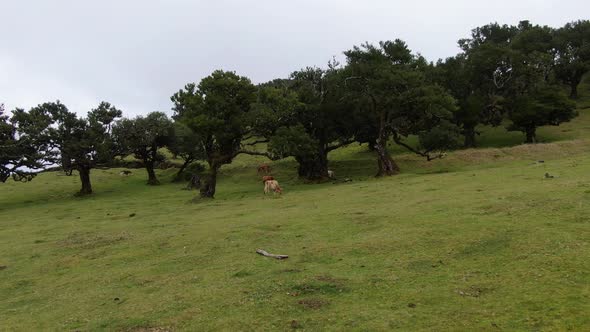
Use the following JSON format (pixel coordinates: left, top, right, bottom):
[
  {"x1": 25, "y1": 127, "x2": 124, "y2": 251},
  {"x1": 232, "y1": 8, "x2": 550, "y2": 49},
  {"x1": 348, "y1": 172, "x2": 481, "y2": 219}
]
[{"x1": 1, "y1": 20, "x2": 588, "y2": 198}]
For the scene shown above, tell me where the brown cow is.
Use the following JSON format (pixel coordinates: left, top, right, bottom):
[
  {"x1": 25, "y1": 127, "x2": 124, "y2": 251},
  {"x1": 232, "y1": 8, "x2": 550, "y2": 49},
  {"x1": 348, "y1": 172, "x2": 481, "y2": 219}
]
[
  {"x1": 262, "y1": 175, "x2": 275, "y2": 183},
  {"x1": 257, "y1": 164, "x2": 271, "y2": 174}
]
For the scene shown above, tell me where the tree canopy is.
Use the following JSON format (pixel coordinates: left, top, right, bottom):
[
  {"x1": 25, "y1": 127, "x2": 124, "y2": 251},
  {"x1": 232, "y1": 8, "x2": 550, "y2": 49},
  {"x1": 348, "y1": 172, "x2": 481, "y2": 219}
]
[
  {"x1": 554, "y1": 20, "x2": 590, "y2": 99},
  {"x1": 171, "y1": 70, "x2": 274, "y2": 198},
  {"x1": 9, "y1": 101, "x2": 123, "y2": 194},
  {"x1": 343, "y1": 40, "x2": 460, "y2": 176},
  {"x1": 1, "y1": 103, "x2": 50, "y2": 182},
  {"x1": 167, "y1": 122, "x2": 206, "y2": 181},
  {"x1": 437, "y1": 20, "x2": 581, "y2": 146},
  {"x1": 260, "y1": 63, "x2": 359, "y2": 180},
  {"x1": 113, "y1": 112, "x2": 173, "y2": 185}
]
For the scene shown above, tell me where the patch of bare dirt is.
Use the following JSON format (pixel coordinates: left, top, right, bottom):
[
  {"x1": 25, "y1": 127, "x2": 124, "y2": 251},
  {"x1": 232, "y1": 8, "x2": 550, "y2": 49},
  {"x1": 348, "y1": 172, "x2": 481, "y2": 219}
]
[
  {"x1": 123, "y1": 327, "x2": 172, "y2": 332},
  {"x1": 297, "y1": 298, "x2": 330, "y2": 309},
  {"x1": 58, "y1": 231, "x2": 131, "y2": 249},
  {"x1": 456, "y1": 286, "x2": 489, "y2": 298}
]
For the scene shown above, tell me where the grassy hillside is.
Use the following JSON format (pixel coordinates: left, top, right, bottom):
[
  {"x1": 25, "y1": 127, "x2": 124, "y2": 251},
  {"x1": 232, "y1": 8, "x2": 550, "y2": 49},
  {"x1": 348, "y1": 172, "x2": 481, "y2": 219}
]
[{"x1": 1, "y1": 85, "x2": 590, "y2": 331}]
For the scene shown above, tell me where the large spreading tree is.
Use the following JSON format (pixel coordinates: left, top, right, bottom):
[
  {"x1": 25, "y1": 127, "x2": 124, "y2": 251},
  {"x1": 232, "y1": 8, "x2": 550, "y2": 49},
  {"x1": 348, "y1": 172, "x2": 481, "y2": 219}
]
[
  {"x1": 441, "y1": 22, "x2": 524, "y2": 148},
  {"x1": 113, "y1": 112, "x2": 173, "y2": 185},
  {"x1": 171, "y1": 70, "x2": 274, "y2": 198},
  {"x1": 432, "y1": 55, "x2": 504, "y2": 148},
  {"x1": 260, "y1": 64, "x2": 359, "y2": 180},
  {"x1": 506, "y1": 86, "x2": 576, "y2": 143},
  {"x1": 58, "y1": 102, "x2": 122, "y2": 194},
  {"x1": 507, "y1": 22, "x2": 577, "y2": 142},
  {"x1": 456, "y1": 21, "x2": 579, "y2": 143},
  {"x1": 343, "y1": 40, "x2": 461, "y2": 176},
  {"x1": 10, "y1": 101, "x2": 122, "y2": 194},
  {"x1": 1, "y1": 103, "x2": 51, "y2": 182}
]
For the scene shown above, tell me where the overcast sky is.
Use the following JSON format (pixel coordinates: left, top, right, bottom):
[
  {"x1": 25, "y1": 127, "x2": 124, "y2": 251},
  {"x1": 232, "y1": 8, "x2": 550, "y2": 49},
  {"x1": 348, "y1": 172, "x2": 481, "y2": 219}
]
[{"x1": 1, "y1": 0, "x2": 588, "y2": 117}]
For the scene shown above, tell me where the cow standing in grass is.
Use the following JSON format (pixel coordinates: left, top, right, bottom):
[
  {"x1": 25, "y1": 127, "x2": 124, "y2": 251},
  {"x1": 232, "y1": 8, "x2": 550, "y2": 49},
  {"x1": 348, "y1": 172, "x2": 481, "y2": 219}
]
[
  {"x1": 264, "y1": 179, "x2": 282, "y2": 195},
  {"x1": 258, "y1": 164, "x2": 271, "y2": 174}
]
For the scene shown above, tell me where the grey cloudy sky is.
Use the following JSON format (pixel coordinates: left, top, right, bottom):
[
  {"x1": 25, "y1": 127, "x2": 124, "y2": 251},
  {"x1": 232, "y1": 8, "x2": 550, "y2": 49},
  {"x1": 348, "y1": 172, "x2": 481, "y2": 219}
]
[{"x1": 1, "y1": 0, "x2": 588, "y2": 116}]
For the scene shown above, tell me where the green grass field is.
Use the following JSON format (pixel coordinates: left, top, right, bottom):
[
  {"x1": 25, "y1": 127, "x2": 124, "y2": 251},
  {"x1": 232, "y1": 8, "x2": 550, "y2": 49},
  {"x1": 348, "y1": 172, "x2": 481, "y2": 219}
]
[{"x1": 1, "y1": 83, "x2": 590, "y2": 331}]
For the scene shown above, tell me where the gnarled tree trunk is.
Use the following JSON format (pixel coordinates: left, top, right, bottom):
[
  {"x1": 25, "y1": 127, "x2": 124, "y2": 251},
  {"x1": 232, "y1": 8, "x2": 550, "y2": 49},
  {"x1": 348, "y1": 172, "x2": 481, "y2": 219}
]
[
  {"x1": 367, "y1": 137, "x2": 377, "y2": 151},
  {"x1": 296, "y1": 148, "x2": 329, "y2": 181},
  {"x1": 146, "y1": 161, "x2": 160, "y2": 185},
  {"x1": 78, "y1": 166, "x2": 92, "y2": 195},
  {"x1": 62, "y1": 153, "x2": 73, "y2": 176},
  {"x1": 375, "y1": 139, "x2": 400, "y2": 177},
  {"x1": 570, "y1": 81, "x2": 579, "y2": 99},
  {"x1": 525, "y1": 126, "x2": 537, "y2": 144},
  {"x1": 200, "y1": 164, "x2": 219, "y2": 198},
  {"x1": 173, "y1": 158, "x2": 193, "y2": 182},
  {"x1": 186, "y1": 174, "x2": 201, "y2": 190},
  {"x1": 463, "y1": 125, "x2": 477, "y2": 148}
]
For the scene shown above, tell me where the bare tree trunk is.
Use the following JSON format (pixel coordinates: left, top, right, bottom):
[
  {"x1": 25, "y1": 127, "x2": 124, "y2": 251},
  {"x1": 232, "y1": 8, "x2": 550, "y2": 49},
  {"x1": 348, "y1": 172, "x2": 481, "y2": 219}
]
[
  {"x1": 186, "y1": 174, "x2": 201, "y2": 190},
  {"x1": 525, "y1": 126, "x2": 537, "y2": 144},
  {"x1": 62, "y1": 152, "x2": 73, "y2": 176},
  {"x1": 570, "y1": 81, "x2": 579, "y2": 99},
  {"x1": 146, "y1": 161, "x2": 160, "y2": 185},
  {"x1": 78, "y1": 166, "x2": 92, "y2": 195},
  {"x1": 173, "y1": 158, "x2": 192, "y2": 182},
  {"x1": 463, "y1": 125, "x2": 477, "y2": 148},
  {"x1": 375, "y1": 139, "x2": 400, "y2": 176},
  {"x1": 199, "y1": 164, "x2": 219, "y2": 198},
  {"x1": 367, "y1": 137, "x2": 377, "y2": 151},
  {"x1": 296, "y1": 148, "x2": 329, "y2": 181}
]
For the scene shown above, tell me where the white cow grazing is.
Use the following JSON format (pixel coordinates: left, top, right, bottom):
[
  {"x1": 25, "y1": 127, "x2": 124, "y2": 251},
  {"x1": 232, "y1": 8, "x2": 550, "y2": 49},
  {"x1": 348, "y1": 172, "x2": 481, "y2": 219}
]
[{"x1": 327, "y1": 170, "x2": 335, "y2": 179}]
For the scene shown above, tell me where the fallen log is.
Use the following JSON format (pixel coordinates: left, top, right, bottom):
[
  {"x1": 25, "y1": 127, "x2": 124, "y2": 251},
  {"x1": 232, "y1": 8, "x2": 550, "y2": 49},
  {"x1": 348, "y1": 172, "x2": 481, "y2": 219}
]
[{"x1": 256, "y1": 249, "x2": 288, "y2": 260}]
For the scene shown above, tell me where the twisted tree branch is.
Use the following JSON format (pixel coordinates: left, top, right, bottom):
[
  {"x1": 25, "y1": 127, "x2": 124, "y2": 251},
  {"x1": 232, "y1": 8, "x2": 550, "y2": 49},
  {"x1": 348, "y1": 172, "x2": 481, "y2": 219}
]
[{"x1": 392, "y1": 133, "x2": 445, "y2": 161}]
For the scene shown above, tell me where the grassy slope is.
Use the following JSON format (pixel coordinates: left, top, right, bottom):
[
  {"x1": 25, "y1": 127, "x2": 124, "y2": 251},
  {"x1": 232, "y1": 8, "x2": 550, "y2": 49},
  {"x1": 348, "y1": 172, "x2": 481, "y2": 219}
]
[{"x1": 1, "y1": 83, "x2": 589, "y2": 331}]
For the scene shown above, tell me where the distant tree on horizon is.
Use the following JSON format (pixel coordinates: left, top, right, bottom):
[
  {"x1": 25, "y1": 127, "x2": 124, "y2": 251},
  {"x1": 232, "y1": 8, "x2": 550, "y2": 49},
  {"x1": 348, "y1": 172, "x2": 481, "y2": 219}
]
[
  {"x1": 504, "y1": 22, "x2": 578, "y2": 142},
  {"x1": 445, "y1": 20, "x2": 579, "y2": 144},
  {"x1": 554, "y1": 20, "x2": 590, "y2": 99}
]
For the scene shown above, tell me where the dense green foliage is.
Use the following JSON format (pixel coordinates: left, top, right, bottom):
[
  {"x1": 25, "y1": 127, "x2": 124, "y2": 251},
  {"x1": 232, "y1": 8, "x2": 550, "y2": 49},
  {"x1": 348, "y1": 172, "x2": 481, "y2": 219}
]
[
  {"x1": 113, "y1": 112, "x2": 173, "y2": 185},
  {"x1": 554, "y1": 20, "x2": 590, "y2": 98},
  {"x1": 8, "y1": 101, "x2": 122, "y2": 194},
  {"x1": 171, "y1": 70, "x2": 273, "y2": 198},
  {"x1": 344, "y1": 40, "x2": 460, "y2": 175},
  {"x1": 263, "y1": 64, "x2": 359, "y2": 180},
  {"x1": 51, "y1": 102, "x2": 122, "y2": 194},
  {"x1": 506, "y1": 86, "x2": 577, "y2": 142},
  {"x1": 167, "y1": 123, "x2": 205, "y2": 181},
  {"x1": 1, "y1": 103, "x2": 47, "y2": 182},
  {"x1": 434, "y1": 20, "x2": 587, "y2": 147}
]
